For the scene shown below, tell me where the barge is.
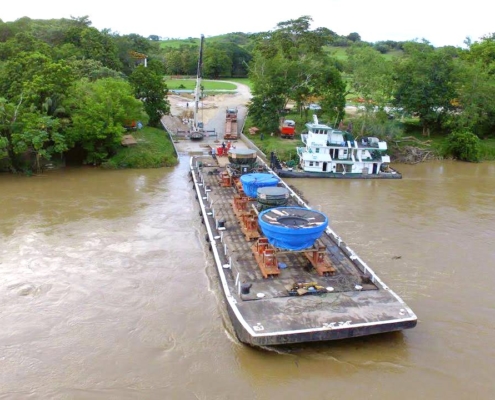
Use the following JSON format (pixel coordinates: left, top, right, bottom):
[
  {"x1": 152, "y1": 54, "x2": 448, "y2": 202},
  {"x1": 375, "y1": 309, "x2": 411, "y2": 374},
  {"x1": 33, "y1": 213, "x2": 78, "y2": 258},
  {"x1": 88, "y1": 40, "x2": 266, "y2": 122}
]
[{"x1": 190, "y1": 149, "x2": 416, "y2": 346}]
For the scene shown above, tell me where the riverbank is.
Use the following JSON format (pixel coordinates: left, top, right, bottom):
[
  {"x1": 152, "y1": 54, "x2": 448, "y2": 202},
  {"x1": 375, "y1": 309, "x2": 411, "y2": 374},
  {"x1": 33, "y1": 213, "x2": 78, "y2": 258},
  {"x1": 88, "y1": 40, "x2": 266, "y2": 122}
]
[
  {"x1": 244, "y1": 113, "x2": 495, "y2": 164},
  {"x1": 103, "y1": 126, "x2": 178, "y2": 169}
]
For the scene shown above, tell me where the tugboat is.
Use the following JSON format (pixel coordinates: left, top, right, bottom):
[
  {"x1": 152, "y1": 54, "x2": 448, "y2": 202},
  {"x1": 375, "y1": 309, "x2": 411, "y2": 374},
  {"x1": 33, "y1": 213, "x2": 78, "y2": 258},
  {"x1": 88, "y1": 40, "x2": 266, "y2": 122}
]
[
  {"x1": 273, "y1": 115, "x2": 401, "y2": 179},
  {"x1": 190, "y1": 148, "x2": 417, "y2": 346}
]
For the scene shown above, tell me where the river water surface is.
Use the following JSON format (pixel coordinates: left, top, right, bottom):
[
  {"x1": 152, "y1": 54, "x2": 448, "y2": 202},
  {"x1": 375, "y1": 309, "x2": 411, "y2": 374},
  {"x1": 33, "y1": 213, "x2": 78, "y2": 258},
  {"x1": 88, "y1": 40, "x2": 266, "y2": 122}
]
[{"x1": 1, "y1": 159, "x2": 494, "y2": 399}]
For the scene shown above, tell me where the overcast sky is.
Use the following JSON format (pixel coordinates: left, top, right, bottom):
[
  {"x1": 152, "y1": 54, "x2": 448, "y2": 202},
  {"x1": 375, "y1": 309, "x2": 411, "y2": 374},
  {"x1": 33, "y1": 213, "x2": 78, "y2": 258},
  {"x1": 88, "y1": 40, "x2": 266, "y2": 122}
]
[{"x1": 2, "y1": 0, "x2": 494, "y2": 47}]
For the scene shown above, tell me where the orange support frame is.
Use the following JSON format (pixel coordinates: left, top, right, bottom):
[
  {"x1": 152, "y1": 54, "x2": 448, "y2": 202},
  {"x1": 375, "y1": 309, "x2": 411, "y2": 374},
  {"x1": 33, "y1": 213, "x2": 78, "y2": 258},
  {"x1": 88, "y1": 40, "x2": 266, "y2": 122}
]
[
  {"x1": 220, "y1": 171, "x2": 232, "y2": 187},
  {"x1": 240, "y1": 211, "x2": 260, "y2": 241},
  {"x1": 233, "y1": 177, "x2": 245, "y2": 196},
  {"x1": 232, "y1": 195, "x2": 249, "y2": 217},
  {"x1": 304, "y1": 241, "x2": 335, "y2": 276},
  {"x1": 251, "y1": 238, "x2": 280, "y2": 278}
]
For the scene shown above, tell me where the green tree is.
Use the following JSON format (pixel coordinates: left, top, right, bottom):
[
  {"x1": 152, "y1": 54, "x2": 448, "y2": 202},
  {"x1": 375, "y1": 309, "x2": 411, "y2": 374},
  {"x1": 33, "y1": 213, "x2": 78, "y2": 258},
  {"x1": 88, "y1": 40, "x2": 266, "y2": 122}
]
[
  {"x1": 0, "y1": 51, "x2": 75, "y2": 112},
  {"x1": 64, "y1": 78, "x2": 145, "y2": 164},
  {"x1": 26, "y1": 60, "x2": 75, "y2": 115},
  {"x1": 248, "y1": 94, "x2": 285, "y2": 134},
  {"x1": 163, "y1": 44, "x2": 199, "y2": 75},
  {"x1": 68, "y1": 58, "x2": 125, "y2": 81},
  {"x1": 347, "y1": 32, "x2": 361, "y2": 42},
  {"x1": 79, "y1": 27, "x2": 122, "y2": 71},
  {"x1": 0, "y1": 97, "x2": 64, "y2": 173},
  {"x1": 451, "y1": 59, "x2": 495, "y2": 136},
  {"x1": 181, "y1": 45, "x2": 201, "y2": 75},
  {"x1": 12, "y1": 112, "x2": 66, "y2": 173},
  {"x1": 347, "y1": 44, "x2": 395, "y2": 133},
  {"x1": 445, "y1": 130, "x2": 481, "y2": 162},
  {"x1": 114, "y1": 33, "x2": 161, "y2": 75},
  {"x1": 129, "y1": 61, "x2": 170, "y2": 126},
  {"x1": 314, "y1": 27, "x2": 337, "y2": 46},
  {"x1": 164, "y1": 48, "x2": 183, "y2": 75},
  {"x1": 203, "y1": 43, "x2": 231, "y2": 78},
  {"x1": 215, "y1": 41, "x2": 251, "y2": 77},
  {"x1": 248, "y1": 53, "x2": 293, "y2": 132},
  {"x1": 271, "y1": 16, "x2": 325, "y2": 59},
  {"x1": 394, "y1": 41, "x2": 457, "y2": 136},
  {"x1": 463, "y1": 34, "x2": 495, "y2": 75},
  {"x1": 347, "y1": 45, "x2": 394, "y2": 108},
  {"x1": 0, "y1": 31, "x2": 51, "y2": 60},
  {"x1": 0, "y1": 97, "x2": 23, "y2": 171},
  {"x1": 248, "y1": 16, "x2": 345, "y2": 132},
  {"x1": 316, "y1": 65, "x2": 346, "y2": 124}
]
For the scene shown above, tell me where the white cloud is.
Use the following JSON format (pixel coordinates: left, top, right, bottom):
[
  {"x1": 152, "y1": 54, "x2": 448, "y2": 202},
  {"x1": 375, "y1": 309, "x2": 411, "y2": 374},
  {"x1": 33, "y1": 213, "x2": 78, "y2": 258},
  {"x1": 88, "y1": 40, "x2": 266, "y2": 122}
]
[{"x1": 2, "y1": 0, "x2": 494, "y2": 46}]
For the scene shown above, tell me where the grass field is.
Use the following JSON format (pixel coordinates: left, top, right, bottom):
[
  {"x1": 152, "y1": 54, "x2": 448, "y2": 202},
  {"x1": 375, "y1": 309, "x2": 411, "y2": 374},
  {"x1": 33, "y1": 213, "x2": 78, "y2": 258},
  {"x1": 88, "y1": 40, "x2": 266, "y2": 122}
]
[
  {"x1": 381, "y1": 49, "x2": 404, "y2": 60},
  {"x1": 104, "y1": 127, "x2": 177, "y2": 169},
  {"x1": 165, "y1": 79, "x2": 238, "y2": 91},
  {"x1": 242, "y1": 115, "x2": 305, "y2": 163},
  {"x1": 159, "y1": 36, "x2": 232, "y2": 49},
  {"x1": 160, "y1": 38, "x2": 199, "y2": 48},
  {"x1": 323, "y1": 46, "x2": 404, "y2": 61},
  {"x1": 324, "y1": 46, "x2": 348, "y2": 60},
  {"x1": 165, "y1": 78, "x2": 252, "y2": 91},
  {"x1": 223, "y1": 78, "x2": 253, "y2": 90}
]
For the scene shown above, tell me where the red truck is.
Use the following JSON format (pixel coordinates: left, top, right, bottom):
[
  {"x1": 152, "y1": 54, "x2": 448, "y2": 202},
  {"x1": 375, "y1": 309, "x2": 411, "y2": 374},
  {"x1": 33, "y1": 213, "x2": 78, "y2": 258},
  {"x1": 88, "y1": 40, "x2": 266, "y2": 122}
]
[
  {"x1": 279, "y1": 119, "x2": 295, "y2": 138},
  {"x1": 224, "y1": 108, "x2": 238, "y2": 140}
]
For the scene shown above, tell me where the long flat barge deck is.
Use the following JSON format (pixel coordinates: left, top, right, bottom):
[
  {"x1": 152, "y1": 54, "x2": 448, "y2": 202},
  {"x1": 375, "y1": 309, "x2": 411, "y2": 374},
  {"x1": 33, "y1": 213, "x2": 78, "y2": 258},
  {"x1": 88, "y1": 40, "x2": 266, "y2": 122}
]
[{"x1": 190, "y1": 154, "x2": 416, "y2": 346}]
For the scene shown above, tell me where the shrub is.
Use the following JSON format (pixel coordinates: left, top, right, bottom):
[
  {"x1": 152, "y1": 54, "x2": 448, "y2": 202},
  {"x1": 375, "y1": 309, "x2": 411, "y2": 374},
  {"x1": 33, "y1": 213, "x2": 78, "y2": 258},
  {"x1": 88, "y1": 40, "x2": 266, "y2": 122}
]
[
  {"x1": 103, "y1": 127, "x2": 177, "y2": 169},
  {"x1": 349, "y1": 115, "x2": 404, "y2": 141},
  {"x1": 479, "y1": 139, "x2": 495, "y2": 161},
  {"x1": 445, "y1": 130, "x2": 481, "y2": 162}
]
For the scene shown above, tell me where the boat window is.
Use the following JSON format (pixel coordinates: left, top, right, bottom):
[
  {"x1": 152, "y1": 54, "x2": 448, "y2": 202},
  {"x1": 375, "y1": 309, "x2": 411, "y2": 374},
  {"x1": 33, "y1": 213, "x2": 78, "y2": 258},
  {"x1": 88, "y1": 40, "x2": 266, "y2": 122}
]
[
  {"x1": 315, "y1": 162, "x2": 319, "y2": 166},
  {"x1": 315, "y1": 148, "x2": 320, "y2": 153},
  {"x1": 309, "y1": 161, "x2": 314, "y2": 167}
]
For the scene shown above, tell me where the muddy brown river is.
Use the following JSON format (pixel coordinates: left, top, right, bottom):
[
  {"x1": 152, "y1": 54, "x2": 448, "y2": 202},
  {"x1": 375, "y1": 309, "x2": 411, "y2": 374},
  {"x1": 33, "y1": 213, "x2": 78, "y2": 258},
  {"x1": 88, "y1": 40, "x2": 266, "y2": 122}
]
[{"x1": 1, "y1": 159, "x2": 494, "y2": 399}]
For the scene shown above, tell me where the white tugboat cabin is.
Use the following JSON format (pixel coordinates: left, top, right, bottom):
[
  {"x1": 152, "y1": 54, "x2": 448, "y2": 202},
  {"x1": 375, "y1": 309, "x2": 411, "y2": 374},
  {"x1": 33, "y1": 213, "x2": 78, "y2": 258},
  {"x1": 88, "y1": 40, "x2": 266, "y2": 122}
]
[{"x1": 297, "y1": 115, "x2": 391, "y2": 175}]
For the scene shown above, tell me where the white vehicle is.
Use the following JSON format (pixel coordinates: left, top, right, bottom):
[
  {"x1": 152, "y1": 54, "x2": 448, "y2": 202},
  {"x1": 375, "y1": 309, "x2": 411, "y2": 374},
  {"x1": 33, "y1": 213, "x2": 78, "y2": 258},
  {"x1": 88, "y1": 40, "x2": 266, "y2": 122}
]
[{"x1": 306, "y1": 103, "x2": 321, "y2": 111}]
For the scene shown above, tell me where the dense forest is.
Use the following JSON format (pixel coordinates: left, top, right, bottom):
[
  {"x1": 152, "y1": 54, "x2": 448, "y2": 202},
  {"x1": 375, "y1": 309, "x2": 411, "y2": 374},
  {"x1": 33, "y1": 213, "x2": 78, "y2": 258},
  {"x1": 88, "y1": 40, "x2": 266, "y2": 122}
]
[
  {"x1": 162, "y1": 16, "x2": 495, "y2": 162},
  {"x1": 0, "y1": 16, "x2": 170, "y2": 172},
  {"x1": 1, "y1": 15, "x2": 494, "y2": 173}
]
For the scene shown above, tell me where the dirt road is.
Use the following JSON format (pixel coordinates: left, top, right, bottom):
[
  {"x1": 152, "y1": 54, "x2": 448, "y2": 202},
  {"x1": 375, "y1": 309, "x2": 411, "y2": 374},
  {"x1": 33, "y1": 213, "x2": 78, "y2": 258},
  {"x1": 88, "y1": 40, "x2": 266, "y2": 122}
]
[
  {"x1": 162, "y1": 82, "x2": 253, "y2": 153},
  {"x1": 163, "y1": 82, "x2": 252, "y2": 135}
]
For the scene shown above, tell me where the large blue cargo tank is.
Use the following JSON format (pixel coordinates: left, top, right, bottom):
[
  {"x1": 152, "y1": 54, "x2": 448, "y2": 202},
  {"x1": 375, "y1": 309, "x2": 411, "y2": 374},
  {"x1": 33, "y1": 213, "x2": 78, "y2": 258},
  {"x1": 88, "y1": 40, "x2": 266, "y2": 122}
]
[
  {"x1": 240, "y1": 173, "x2": 279, "y2": 198},
  {"x1": 258, "y1": 207, "x2": 329, "y2": 250}
]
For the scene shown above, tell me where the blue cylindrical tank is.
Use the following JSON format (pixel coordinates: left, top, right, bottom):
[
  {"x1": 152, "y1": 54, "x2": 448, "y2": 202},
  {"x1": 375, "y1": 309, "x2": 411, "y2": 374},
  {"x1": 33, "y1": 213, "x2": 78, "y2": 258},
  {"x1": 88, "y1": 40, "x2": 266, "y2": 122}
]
[
  {"x1": 258, "y1": 207, "x2": 328, "y2": 250},
  {"x1": 240, "y1": 173, "x2": 279, "y2": 198}
]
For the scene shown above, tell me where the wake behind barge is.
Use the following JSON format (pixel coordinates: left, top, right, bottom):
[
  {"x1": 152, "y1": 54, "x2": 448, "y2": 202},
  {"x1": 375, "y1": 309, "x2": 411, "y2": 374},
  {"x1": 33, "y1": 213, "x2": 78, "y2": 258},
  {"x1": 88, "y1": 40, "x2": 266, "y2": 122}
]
[{"x1": 190, "y1": 150, "x2": 416, "y2": 346}]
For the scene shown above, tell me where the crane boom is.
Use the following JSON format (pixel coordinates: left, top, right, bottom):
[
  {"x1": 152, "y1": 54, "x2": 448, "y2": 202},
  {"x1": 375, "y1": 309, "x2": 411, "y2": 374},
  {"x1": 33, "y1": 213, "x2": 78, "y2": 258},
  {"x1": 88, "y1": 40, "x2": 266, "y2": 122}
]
[{"x1": 193, "y1": 34, "x2": 204, "y2": 131}]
